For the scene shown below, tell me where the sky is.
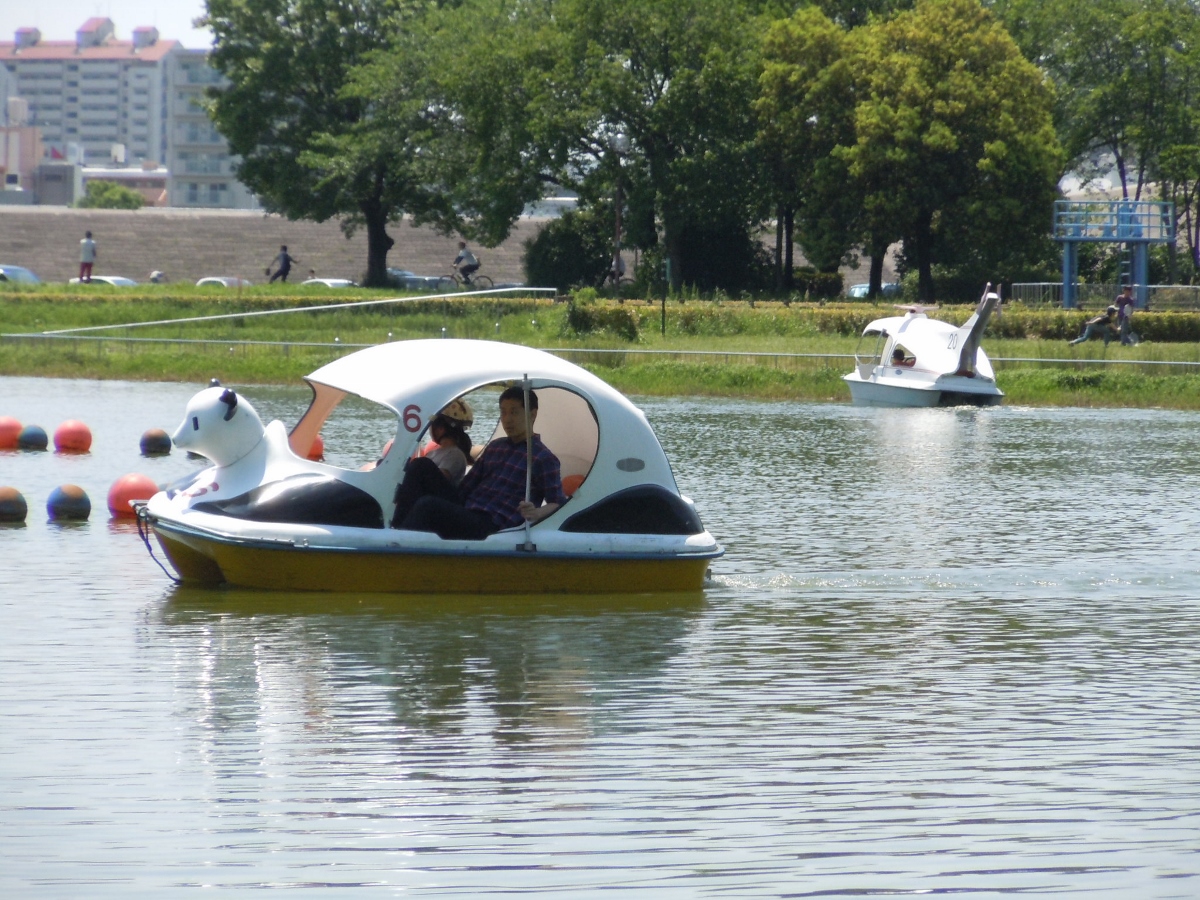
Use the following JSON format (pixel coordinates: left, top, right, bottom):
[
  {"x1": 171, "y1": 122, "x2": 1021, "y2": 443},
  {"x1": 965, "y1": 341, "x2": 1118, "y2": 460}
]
[{"x1": 0, "y1": 1, "x2": 213, "y2": 49}]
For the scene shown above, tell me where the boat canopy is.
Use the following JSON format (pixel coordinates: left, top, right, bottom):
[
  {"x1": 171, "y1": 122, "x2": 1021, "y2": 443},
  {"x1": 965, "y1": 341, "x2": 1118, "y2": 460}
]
[
  {"x1": 290, "y1": 339, "x2": 679, "y2": 494},
  {"x1": 857, "y1": 313, "x2": 995, "y2": 380}
]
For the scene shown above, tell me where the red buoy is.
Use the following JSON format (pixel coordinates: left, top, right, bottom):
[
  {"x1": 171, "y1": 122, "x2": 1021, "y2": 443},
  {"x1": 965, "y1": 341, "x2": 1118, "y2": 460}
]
[
  {"x1": 0, "y1": 417, "x2": 21, "y2": 449},
  {"x1": 54, "y1": 419, "x2": 93, "y2": 453},
  {"x1": 307, "y1": 433, "x2": 325, "y2": 461},
  {"x1": 107, "y1": 473, "x2": 158, "y2": 518}
]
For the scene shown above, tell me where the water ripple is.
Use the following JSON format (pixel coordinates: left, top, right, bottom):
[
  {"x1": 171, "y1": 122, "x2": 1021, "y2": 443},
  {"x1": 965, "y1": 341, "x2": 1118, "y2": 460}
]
[{"x1": 2, "y1": 381, "x2": 1200, "y2": 896}]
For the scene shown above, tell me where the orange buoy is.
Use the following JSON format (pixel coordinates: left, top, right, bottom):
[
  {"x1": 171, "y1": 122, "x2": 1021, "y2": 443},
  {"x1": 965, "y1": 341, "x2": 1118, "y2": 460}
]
[
  {"x1": 0, "y1": 486, "x2": 27, "y2": 523},
  {"x1": 54, "y1": 419, "x2": 93, "y2": 453},
  {"x1": 0, "y1": 417, "x2": 21, "y2": 449},
  {"x1": 47, "y1": 484, "x2": 90, "y2": 521},
  {"x1": 107, "y1": 473, "x2": 158, "y2": 518},
  {"x1": 18, "y1": 424, "x2": 48, "y2": 451},
  {"x1": 139, "y1": 427, "x2": 172, "y2": 456},
  {"x1": 307, "y1": 433, "x2": 324, "y2": 461}
]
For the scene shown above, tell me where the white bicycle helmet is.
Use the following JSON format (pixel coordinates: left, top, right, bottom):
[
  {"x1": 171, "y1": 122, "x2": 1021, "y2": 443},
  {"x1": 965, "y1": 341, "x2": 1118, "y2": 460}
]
[{"x1": 437, "y1": 398, "x2": 474, "y2": 428}]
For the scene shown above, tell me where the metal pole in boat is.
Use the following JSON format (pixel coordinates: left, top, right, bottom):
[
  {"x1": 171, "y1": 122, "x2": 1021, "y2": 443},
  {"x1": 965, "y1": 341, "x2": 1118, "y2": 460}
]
[{"x1": 522, "y1": 374, "x2": 535, "y2": 551}]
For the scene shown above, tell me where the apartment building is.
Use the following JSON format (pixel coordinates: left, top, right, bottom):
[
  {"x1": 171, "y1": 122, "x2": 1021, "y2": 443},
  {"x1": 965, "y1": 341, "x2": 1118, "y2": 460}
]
[
  {"x1": 166, "y1": 48, "x2": 256, "y2": 209},
  {"x1": 0, "y1": 18, "x2": 257, "y2": 208}
]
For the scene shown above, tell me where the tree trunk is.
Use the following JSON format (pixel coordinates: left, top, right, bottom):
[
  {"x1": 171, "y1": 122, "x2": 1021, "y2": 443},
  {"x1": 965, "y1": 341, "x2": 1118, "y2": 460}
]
[
  {"x1": 361, "y1": 199, "x2": 395, "y2": 288},
  {"x1": 913, "y1": 213, "x2": 935, "y2": 302},
  {"x1": 775, "y1": 206, "x2": 784, "y2": 293},
  {"x1": 665, "y1": 229, "x2": 683, "y2": 294},
  {"x1": 783, "y1": 208, "x2": 795, "y2": 292},
  {"x1": 868, "y1": 238, "x2": 885, "y2": 297}
]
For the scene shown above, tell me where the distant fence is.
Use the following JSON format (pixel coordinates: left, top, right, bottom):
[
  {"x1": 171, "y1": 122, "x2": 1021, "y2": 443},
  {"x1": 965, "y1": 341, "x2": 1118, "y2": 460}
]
[
  {"x1": 1010, "y1": 283, "x2": 1200, "y2": 310},
  {"x1": 7, "y1": 333, "x2": 1200, "y2": 374}
]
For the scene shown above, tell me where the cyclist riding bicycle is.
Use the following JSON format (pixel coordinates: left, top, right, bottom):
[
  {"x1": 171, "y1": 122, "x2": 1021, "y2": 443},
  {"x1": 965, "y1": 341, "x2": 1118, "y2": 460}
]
[{"x1": 452, "y1": 241, "x2": 480, "y2": 285}]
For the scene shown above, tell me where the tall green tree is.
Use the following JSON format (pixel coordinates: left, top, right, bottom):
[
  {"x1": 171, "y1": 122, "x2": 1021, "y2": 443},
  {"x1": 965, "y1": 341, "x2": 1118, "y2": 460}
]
[
  {"x1": 992, "y1": 0, "x2": 1200, "y2": 201},
  {"x1": 758, "y1": 6, "x2": 862, "y2": 288},
  {"x1": 459, "y1": 0, "x2": 766, "y2": 292},
  {"x1": 203, "y1": 0, "x2": 447, "y2": 286},
  {"x1": 1160, "y1": 144, "x2": 1200, "y2": 278},
  {"x1": 844, "y1": 0, "x2": 1062, "y2": 300},
  {"x1": 350, "y1": 0, "x2": 558, "y2": 251}
]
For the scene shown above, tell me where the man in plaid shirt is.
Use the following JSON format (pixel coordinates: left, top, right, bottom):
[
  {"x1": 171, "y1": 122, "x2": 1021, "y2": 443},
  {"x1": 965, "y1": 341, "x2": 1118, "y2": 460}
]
[{"x1": 396, "y1": 386, "x2": 565, "y2": 539}]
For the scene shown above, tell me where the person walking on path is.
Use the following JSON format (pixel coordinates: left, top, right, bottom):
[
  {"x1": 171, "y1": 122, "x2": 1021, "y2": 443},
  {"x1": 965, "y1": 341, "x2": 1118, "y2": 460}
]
[
  {"x1": 267, "y1": 245, "x2": 297, "y2": 283},
  {"x1": 79, "y1": 231, "x2": 97, "y2": 283}
]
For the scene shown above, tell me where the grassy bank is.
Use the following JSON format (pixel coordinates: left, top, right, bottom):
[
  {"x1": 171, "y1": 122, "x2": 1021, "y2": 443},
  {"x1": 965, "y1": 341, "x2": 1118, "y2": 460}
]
[{"x1": 5, "y1": 289, "x2": 1200, "y2": 408}]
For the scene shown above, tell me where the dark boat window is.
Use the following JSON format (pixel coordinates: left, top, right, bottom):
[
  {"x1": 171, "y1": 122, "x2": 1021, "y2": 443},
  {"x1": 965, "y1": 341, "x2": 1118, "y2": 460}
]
[{"x1": 561, "y1": 485, "x2": 703, "y2": 535}]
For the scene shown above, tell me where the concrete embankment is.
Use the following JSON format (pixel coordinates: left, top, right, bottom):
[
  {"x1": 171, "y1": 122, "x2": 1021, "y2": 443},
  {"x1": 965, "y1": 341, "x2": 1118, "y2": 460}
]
[{"x1": 0, "y1": 206, "x2": 545, "y2": 286}]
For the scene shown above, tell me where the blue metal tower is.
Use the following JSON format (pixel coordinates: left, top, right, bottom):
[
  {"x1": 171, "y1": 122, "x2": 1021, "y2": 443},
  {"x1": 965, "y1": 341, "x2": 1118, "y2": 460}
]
[{"x1": 1054, "y1": 200, "x2": 1175, "y2": 308}]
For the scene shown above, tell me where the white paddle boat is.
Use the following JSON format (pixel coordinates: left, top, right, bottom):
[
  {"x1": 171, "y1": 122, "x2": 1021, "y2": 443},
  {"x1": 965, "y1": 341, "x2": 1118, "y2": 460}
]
[
  {"x1": 843, "y1": 286, "x2": 1004, "y2": 407},
  {"x1": 140, "y1": 340, "x2": 722, "y2": 593}
]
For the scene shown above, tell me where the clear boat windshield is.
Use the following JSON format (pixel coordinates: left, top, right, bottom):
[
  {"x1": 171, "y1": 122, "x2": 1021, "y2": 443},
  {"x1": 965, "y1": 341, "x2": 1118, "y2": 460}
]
[
  {"x1": 289, "y1": 381, "x2": 599, "y2": 495},
  {"x1": 854, "y1": 329, "x2": 888, "y2": 367}
]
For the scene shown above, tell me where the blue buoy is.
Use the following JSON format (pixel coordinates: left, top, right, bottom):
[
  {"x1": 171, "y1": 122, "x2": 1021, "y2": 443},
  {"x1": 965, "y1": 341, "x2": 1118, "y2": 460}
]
[
  {"x1": 140, "y1": 428, "x2": 173, "y2": 456},
  {"x1": 47, "y1": 484, "x2": 91, "y2": 521},
  {"x1": 0, "y1": 486, "x2": 27, "y2": 523},
  {"x1": 17, "y1": 424, "x2": 48, "y2": 451}
]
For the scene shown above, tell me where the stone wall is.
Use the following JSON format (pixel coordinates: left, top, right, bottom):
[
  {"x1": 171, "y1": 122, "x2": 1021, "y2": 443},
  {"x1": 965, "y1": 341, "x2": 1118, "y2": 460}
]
[{"x1": 0, "y1": 206, "x2": 545, "y2": 286}]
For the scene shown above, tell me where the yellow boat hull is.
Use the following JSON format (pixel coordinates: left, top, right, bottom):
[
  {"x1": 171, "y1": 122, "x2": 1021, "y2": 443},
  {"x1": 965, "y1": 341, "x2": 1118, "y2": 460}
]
[{"x1": 153, "y1": 524, "x2": 717, "y2": 594}]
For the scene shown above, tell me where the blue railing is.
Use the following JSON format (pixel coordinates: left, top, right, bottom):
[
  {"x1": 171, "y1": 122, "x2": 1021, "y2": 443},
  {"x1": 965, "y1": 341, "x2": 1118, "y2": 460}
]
[{"x1": 1054, "y1": 200, "x2": 1175, "y2": 243}]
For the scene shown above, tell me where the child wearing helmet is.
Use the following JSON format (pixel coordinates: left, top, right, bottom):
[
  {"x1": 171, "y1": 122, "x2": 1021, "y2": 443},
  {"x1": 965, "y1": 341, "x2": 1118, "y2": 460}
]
[
  {"x1": 389, "y1": 398, "x2": 475, "y2": 528},
  {"x1": 423, "y1": 399, "x2": 474, "y2": 485}
]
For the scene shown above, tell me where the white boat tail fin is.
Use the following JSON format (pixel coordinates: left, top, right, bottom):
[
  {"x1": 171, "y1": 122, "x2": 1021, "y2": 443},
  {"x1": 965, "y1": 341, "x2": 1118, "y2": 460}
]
[{"x1": 954, "y1": 284, "x2": 999, "y2": 376}]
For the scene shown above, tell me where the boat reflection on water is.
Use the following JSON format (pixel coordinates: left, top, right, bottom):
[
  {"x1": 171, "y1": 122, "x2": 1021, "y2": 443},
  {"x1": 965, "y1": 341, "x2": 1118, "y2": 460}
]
[{"x1": 156, "y1": 587, "x2": 704, "y2": 746}]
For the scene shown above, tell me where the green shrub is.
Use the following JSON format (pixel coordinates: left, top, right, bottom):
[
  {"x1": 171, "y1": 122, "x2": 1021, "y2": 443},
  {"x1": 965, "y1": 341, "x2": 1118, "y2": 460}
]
[
  {"x1": 76, "y1": 180, "x2": 144, "y2": 210},
  {"x1": 563, "y1": 300, "x2": 640, "y2": 341},
  {"x1": 523, "y1": 210, "x2": 611, "y2": 292},
  {"x1": 792, "y1": 267, "x2": 844, "y2": 299}
]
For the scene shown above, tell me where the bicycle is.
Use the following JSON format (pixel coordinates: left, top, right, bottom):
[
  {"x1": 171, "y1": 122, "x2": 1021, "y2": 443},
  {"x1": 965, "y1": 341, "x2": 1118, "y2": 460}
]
[{"x1": 439, "y1": 268, "x2": 494, "y2": 291}]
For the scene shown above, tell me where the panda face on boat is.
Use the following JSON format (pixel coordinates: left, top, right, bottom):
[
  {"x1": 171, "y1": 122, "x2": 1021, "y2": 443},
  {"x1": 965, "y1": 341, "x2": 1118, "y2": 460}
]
[{"x1": 172, "y1": 382, "x2": 265, "y2": 467}]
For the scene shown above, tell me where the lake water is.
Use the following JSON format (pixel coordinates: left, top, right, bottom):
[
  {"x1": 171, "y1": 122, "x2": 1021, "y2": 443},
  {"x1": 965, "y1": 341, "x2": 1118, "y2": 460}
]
[{"x1": 3, "y1": 375, "x2": 1200, "y2": 898}]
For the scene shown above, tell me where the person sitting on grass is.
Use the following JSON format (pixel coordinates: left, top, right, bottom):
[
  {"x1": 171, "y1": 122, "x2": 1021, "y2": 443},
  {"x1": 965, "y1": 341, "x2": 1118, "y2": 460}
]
[{"x1": 1069, "y1": 307, "x2": 1119, "y2": 346}]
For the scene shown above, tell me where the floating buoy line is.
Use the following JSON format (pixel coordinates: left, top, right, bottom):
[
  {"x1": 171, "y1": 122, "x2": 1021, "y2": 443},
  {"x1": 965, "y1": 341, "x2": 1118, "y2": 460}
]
[{"x1": 0, "y1": 417, "x2": 172, "y2": 525}]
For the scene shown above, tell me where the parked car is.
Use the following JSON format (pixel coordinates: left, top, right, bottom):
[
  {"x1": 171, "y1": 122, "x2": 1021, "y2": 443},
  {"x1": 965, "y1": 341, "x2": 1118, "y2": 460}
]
[
  {"x1": 69, "y1": 275, "x2": 138, "y2": 287},
  {"x1": 386, "y1": 268, "x2": 444, "y2": 291},
  {"x1": 0, "y1": 264, "x2": 42, "y2": 284},
  {"x1": 302, "y1": 278, "x2": 357, "y2": 288},
  {"x1": 197, "y1": 276, "x2": 253, "y2": 288},
  {"x1": 847, "y1": 281, "x2": 902, "y2": 299}
]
